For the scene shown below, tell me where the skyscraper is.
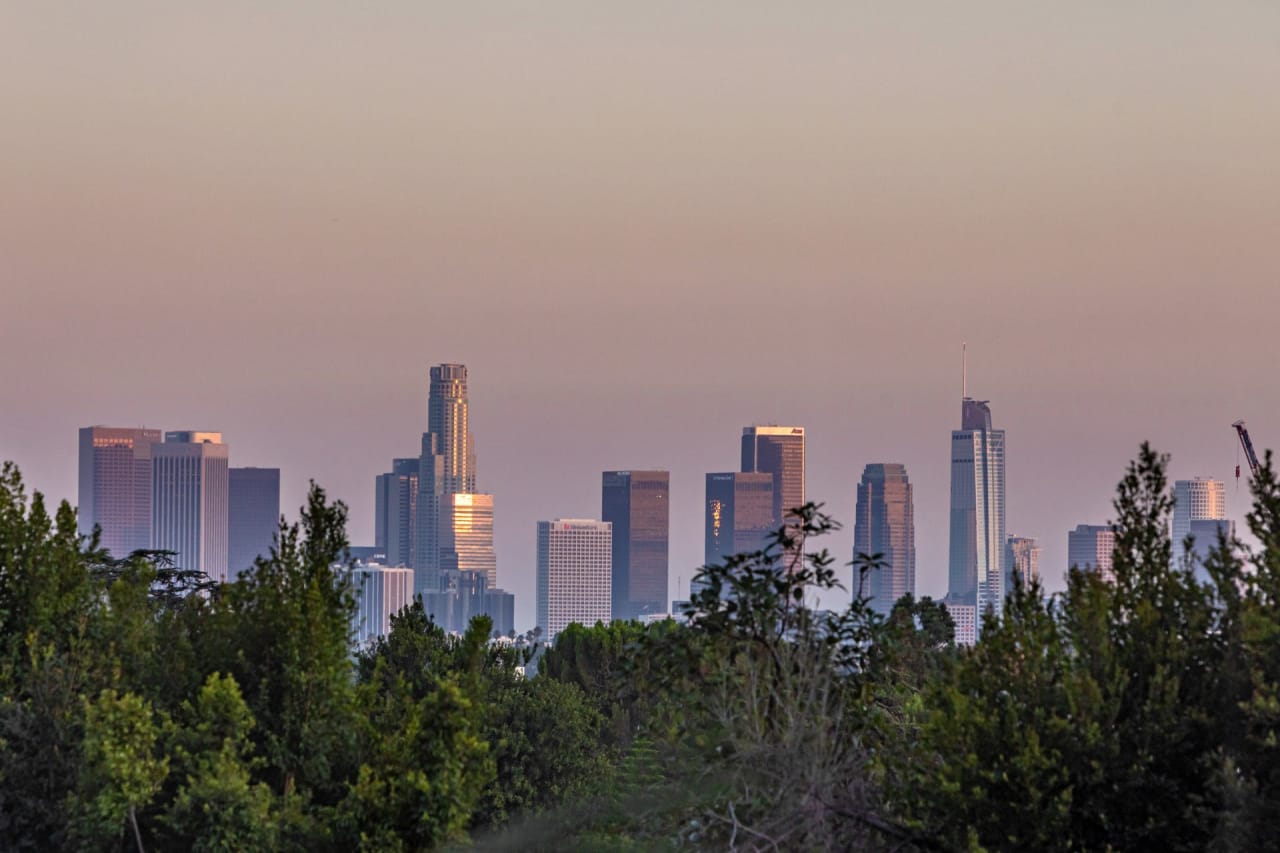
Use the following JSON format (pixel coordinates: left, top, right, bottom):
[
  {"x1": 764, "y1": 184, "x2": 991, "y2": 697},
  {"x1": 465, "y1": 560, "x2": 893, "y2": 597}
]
[
  {"x1": 704, "y1": 472, "x2": 774, "y2": 570},
  {"x1": 1068, "y1": 524, "x2": 1116, "y2": 583},
  {"x1": 439, "y1": 493, "x2": 497, "y2": 586},
  {"x1": 602, "y1": 470, "x2": 670, "y2": 621},
  {"x1": 375, "y1": 458, "x2": 418, "y2": 567},
  {"x1": 536, "y1": 519, "x2": 612, "y2": 639},
  {"x1": 1172, "y1": 478, "x2": 1226, "y2": 552},
  {"x1": 77, "y1": 426, "x2": 162, "y2": 556},
  {"x1": 415, "y1": 363, "x2": 478, "y2": 593},
  {"x1": 947, "y1": 398, "x2": 1006, "y2": 622},
  {"x1": 1005, "y1": 535, "x2": 1041, "y2": 590},
  {"x1": 741, "y1": 425, "x2": 805, "y2": 525},
  {"x1": 853, "y1": 463, "x2": 915, "y2": 615},
  {"x1": 152, "y1": 431, "x2": 229, "y2": 583},
  {"x1": 228, "y1": 467, "x2": 279, "y2": 577}
]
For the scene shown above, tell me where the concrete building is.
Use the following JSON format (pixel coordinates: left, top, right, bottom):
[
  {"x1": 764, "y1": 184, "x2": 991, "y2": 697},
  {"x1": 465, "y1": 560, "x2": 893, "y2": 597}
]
[
  {"x1": 853, "y1": 463, "x2": 915, "y2": 615},
  {"x1": 416, "y1": 364, "x2": 478, "y2": 593},
  {"x1": 77, "y1": 426, "x2": 162, "y2": 557},
  {"x1": 152, "y1": 431, "x2": 230, "y2": 582},
  {"x1": 1068, "y1": 524, "x2": 1116, "y2": 583},
  {"x1": 375, "y1": 458, "x2": 418, "y2": 569},
  {"x1": 948, "y1": 398, "x2": 1007, "y2": 622},
  {"x1": 1173, "y1": 478, "x2": 1227, "y2": 553},
  {"x1": 703, "y1": 472, "x2": 774, "y2": 571},
  {"x1": 228, "y1": 467, "x2": 279, "y2": 578},
  {"x1": 350, "y1": 564, "x2": 414, "y2": 646},
  {"x1": 1005, "y1": 535, "x2": 1041, "y2": 591},
  {"x1": 536, "y1": 519, "x2": 612, "y2": 640},
  {"x1": 741, "y1": 425, "x2": 805, "y2": 526},
  {"x1": 439, "y1": 493, "x2": 497, "y2": 587},
  {"x1": 602, "y1": 470, "x2": 670, "y2": 621},
  {"x1": 945, "y1": 601, "x2": 978, "y2": 647}
]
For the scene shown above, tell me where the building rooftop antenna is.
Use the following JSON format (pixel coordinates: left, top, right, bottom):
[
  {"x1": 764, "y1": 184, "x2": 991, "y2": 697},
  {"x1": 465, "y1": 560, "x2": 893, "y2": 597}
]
[{"x1": 962, "y1": 341, "x2": 968, "y2": 399}]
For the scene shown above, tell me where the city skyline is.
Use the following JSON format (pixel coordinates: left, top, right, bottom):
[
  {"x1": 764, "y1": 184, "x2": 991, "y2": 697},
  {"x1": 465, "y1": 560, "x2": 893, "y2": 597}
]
[{"x1": 4, "y1": 3, "x2": 1277, "y2": 633}]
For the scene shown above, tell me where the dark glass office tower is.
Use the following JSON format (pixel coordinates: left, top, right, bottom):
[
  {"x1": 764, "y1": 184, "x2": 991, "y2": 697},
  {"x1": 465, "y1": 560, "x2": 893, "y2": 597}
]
[
  {"x1": 741, "y1": 425, "x2": 805, "y2": 525},
  {"x1": 78, "y1": 426, "x2": 162, "y2": 557},
  {"x1": 602, "y1": 470, "x2": 670, "y2": 620},
  {"x1": 853, "y1": 463, "x2": 915, "y2": 614},
  {"x1": 704, "y1": 472, "x2": 774, "y2": 572},
  {"x1": 229, "y1": 467, "x2": 280, "y2": 577},
  {"x1": 375, "y1": 458, "x2": 419, "y2": 567}
]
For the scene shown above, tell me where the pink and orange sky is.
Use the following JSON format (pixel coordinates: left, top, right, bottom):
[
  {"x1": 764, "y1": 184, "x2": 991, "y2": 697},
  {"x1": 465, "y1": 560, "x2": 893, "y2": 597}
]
[{"x1": 3, "y1": 3, "x2": 1278, "y2": 627}]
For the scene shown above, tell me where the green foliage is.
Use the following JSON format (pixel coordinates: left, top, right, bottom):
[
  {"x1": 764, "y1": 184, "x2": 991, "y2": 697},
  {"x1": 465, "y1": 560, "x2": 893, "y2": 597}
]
[
  {"x1": 158, "y1": 672, "x2": 278, "y2": 852},
  {"x1": 8, "y1": 441, "x2": 1280, "y2": 851},
  {"x1": 69, "y1": 689, "x2": 169, "y2": 851}
]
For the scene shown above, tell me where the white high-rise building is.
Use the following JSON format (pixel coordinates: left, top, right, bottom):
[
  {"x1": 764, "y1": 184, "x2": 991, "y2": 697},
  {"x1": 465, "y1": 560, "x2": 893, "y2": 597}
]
[
  {"x1": 350, "y1": 565, "x2": 414, "y2": 645},
  {"x1": 1068, "y1": 524, "x2": 1116, "y2": 583},
  {"x1": 152, "y1": 431, "x2": 229, "y2": 582},
  {"x1": 947, "y1": 398, "x2": 1006, "y2": 624},
  {"x1": 536, "y1": 519, "x2": 612, "y2": 640},
  {"x1": 1172, "y1": 478, "x2": 1226, "y2": 552}
]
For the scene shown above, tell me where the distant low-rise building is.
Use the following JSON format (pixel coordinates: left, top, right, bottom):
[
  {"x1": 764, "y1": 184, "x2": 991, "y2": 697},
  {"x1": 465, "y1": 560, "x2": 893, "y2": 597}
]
[
  {"x1": 1068, "y1": 524, "x2": 1115, "y2": 583},
  {"x1": 350, "y1": 564, "x2": 414, "y2": 646}
]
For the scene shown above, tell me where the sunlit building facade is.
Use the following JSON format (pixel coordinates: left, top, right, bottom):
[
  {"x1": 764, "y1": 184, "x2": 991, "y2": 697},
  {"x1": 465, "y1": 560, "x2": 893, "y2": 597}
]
[
  {"x1": 1172, "y1": 478, "x2": 1226, "y2": 552},
  {"x1": 1005, "y1": 535, "x2": 1041, "y2": 591},
  {"x1": 536, "y1": 519, "x2": 612, "y2": 640},
  {"x1": 602, "y1": 470, "x2": 670, "y2": 621},
  {"x1": 78, "y1": 426, "x2": 162, "y2": 557},
  {"x1": 741, "y1": 425, "x2": 805, "y2": 525},
  {"x1": 439, "y1": 492, "x2": 497, "y2": 586},
  {"x1": 416, "y1": 363, "x2": 478, "y2": 592},
  {"x1": 854, "y1": 463, "x2": 915, "y2": 614}
]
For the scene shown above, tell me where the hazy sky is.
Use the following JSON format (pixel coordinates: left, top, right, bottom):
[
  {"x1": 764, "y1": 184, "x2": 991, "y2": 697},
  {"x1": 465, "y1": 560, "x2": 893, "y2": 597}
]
[{"x1": 3, "y1": 3, "x2": 1278, "y2": 629}]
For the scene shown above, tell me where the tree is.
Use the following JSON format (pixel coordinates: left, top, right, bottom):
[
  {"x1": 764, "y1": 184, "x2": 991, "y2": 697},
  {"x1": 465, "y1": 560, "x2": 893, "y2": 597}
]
[
  {"x1": 158, "y1": 673, "x2": 278, "y2": 852},
  {"x1": 69, "y1": 689, "x2": 169, "y2": 852}
]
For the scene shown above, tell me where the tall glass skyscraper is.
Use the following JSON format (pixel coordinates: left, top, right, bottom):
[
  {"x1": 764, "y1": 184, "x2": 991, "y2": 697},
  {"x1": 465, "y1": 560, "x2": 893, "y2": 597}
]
[
  {"x1": 854, "y1": 463, "x2": 915, "y2": 614},
  {"x1": 947, "y1": 398, "x2": 1006, "y2": 622},
  {"x1": 703, "y1": 472, "x2": 774, "y2": 572},
  {"x1": 78, "y1": 426, "x2": 162, "y2": 557},
  {"x1": 741, "y1": 425, "x2": 805, "y2": 526},
  {"x1": 602, "y1": 470, "x2": 670, "y2": 621},
  {"x1": 152, "y1": 431, "x2": 230, "y2": 583},
  {"x1": 228, "y1": 467, "x2": 279, "y2": 578},
  {"x1": 415, "y1": 363, "x2": 481, "y2": 593}
]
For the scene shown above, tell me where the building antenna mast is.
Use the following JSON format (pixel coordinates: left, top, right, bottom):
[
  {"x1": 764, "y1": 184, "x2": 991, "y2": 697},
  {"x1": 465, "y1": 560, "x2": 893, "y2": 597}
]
[{"x1": 962, "y1": 342, "x2": 967, "y2": 399}]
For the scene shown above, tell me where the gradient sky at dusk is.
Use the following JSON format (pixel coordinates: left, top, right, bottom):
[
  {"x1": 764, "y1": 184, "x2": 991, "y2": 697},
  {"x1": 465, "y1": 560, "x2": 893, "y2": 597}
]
[{"x1": 3, "y1": 3, "x2": 1278, "y2": 628}]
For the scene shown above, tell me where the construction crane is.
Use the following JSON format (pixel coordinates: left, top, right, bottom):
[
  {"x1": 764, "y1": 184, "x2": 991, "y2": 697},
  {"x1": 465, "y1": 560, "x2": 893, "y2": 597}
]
[{"x1": 1233, "y1": 420, "x2": 1261, "y2": 484}]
